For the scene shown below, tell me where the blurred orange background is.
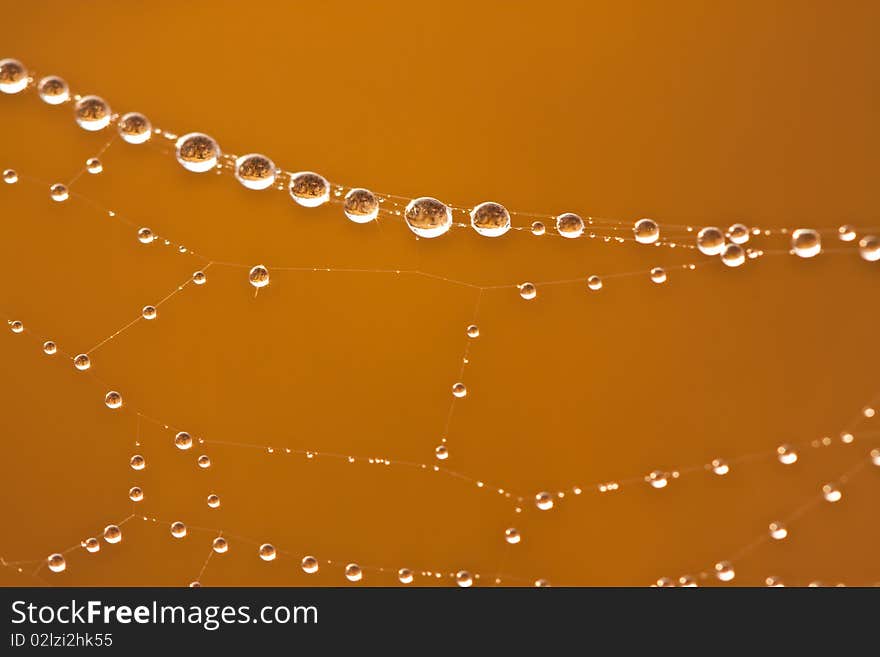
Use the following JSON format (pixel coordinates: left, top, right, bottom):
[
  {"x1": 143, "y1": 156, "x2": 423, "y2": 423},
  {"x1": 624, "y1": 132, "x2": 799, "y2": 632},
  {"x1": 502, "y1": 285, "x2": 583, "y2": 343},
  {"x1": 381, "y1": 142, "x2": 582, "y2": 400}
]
[{"x1": 0, "y1": 0, "x2": 878, "y2": 586}]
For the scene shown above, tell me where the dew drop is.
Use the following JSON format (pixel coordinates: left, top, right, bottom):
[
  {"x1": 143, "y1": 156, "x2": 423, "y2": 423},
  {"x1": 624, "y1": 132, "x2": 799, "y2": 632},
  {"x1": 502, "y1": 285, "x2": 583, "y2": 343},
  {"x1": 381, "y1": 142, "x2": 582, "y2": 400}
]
[
  {"x1": 74, "y1": 95, "x2": 112, "y2": 131},
  {"x1": 207, "y1": 494, "x2": 221, "y2": 509},
  {"x1": 711, "y1": 458, "x2": 729, "y2": 476},
  {"x1": 0, "y1": 58, "x2": 28, "y2": 94},
  {"x1": 519, "y1": 282, "x2": 537, "y2": 300},
  {"x1": 117, "y1": 112, "x2": 152, "y2": 144},
  {"x1": 776, "y1": 444, "x2": 798, "y2": 465},
  {"x1": 791, "y1": 229, "x2": 822, "y2": 258},
  {"x1": 535, "y1": 492, "x2": 554, "y2": 510},
  {"x1": 435, "y1": 445, "x2": 449, "y2": 460},
  {"x1": 47, "y1": 554, "x2": 66, "y2": 573},
  {"x1": 130, "y1": 454, "x2": 145, "y2": 471},
  {"x1": 3, "y1": 168, "x2": 17, "y2": 184},
  {"x1": 727, "y1": 223, "x2": 750, "y2": 244},
  {"x1": 104, "y1": 391, "x2": 122, "y2": 409},
  {"x1": 259, "y1": 544, "x2": 276, "y2": 561},
  {"x1": 82, "y1": 537, "x2": 100, "y2": 553},
  {"x1": 301, "y1": 556, "x2": 319, "y2": 574},
  {"x1": 49, "y1": 183, "x2": 69, "y2": 202},
  {"x1": 175, "y1": 133, "x2": 221, "y2": 173},
  {"x1": 141, "y1": 305, "x2": 157, "y2": 320},
  {"x1": 404, "y1": 196, "x2": 453, "y2": 238},
  {"x1": 345, "y1": 563, "x2": 362, "y2": 581},
  {"x1": 769, "y1": 521, "x2": 788, "y2": 540},
  {"x1": 234, "y1": 153, "x2": 276, "y2": 190},
  {"x1": 858, "y1": 235, "x2": 880, "y2": 262},
  {"x1": 721, "y1": 243, "x2": 745, "y2": 267},
  {"x1": 137, "y1": 227, "x2": 154, "y2": 244},
  {"x1": 504, "y1": 528, "x2": 521, "y2": 545},
  {"x1": 86, "y1": 157, "x2": 103, "y2": 174},
  {"x1": 646, "y1": 470, "x2": 668, "y2": 489},
  {"x1": 650, "y1": 267, "x2": 667, "y2": 284},
  {"x1": 249, "y1": 265, "x2": 270, "y2": 289},
  {"x1": 714, "y1": 561, "x2": 735, "y2": 582},
  {"x1": 212, "y1": 537, "x2": 228, "y2": 554},
  {"x1": 398, "y1": 568, "x2": 413, "y2": 584},
  {"x1": 9, "y1": 320, "x2": 23, "y2": 334},
  {"x1": 42, "y1": 340, "x2": 57, "y2": 355},
  {"x1": 456, "y1": 571, "x2": 473, "y2": 588},
  {"x1": 170, "y1": 521, "x2": 187, "y2": 538},
  {"x1": 452, "y1": 383, "x2": 467, "y2": 398},
  {"x1": 466, "y1": 324, "x2": 480, "y2": 338},
  {"x1": 175, "y1": 432, "x2": 193, "y2": 450},
  {"x1": 289, "y1": 171, "x2": 330, "y2": 207},
  {"x1": 822, "y1": 483, "x2": 842, "y2": 503},
  {"x1": 470, "y1": 201, "x2": 511, "y2": 237},
  {"x1": 555, "y1": 212, "x2": 584, "y2": 239},
  {"x1": 696, "y1": 227, "x2": 725, "y2": 256},
  {"x1": 197, "y1": 454, "x2": 211, "y2": 468},
  {"x1": 587, "y1": 275, "x2": 602, "y2": 291},
  {"x1": 531, "y1": 221, "x2": 546, "y2": 236},
  {"x1": 633, "y1": 218, "x2": 660, "y2": 244},
  {"x1": 838, "y1": 225, "x2": 856, "y2": 242},
  {"x1": 343, "y1": 188, "x2": 379, "y2": 223},
  {"x1": 103, "y1": 525, "x2": 122, "y2": 544},
  {"x1": 37, "y1": 75, "x2": 69, "y2": 105},
  {"x1": 192, "y1": 270, "x2": 207, "y2": 285},
  {"x1": 871, "y1": 449, "x2": 880, "y2": 467},
  {"x1": 129, "y1": 486, "x2": 144, "y2": 502}
]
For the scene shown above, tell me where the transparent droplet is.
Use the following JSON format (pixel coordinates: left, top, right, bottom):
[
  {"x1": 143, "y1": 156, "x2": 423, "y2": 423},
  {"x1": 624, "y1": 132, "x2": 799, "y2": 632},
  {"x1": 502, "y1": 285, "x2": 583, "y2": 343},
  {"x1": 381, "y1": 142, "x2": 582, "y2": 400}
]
[
  {"x1": 301, "y1": 556, "x2": 319, "y2": 574},
  {"x1": 207, "y1": 494, "x2": 221, "y2": 509},
  {"x1": 117, "y1": 112, "x2": 152, "y2": 144},
  {"x1": 404, "y1": 196, "x2": 453, "y2": 238},
  {"x1": 141, "y1": 305, "x2": 157, "y2": 320},
  {"x1": 50, "y1": 183, "x2": 69, "y2": 202},
  {"x1": 435, "y1": 445, "x2": 449, "y2": 460},
  {"x1": 103, "y1": 525, "x2": 122, "y2": 544},
  {"x1": 587, "y1": 275, "x2": 603, "y2": 291},
  {"x1": 259, "y1": 544, "x2": 276, "y2": 561},
  {"x1": 345, "y1": 563, "x2": 362, "y2": 581},
  {"x1": 455, "y1": 570, "x2": 473, "y2": 588},
  {"x1": 2, "y1": 169, "x2": 17, "y2": 184},
  {"x1": 765, "y1": 576, "x2": 785, "y2": 587},
  {"x1": 555, "y1": 212, "x2": 584, "y2": 239},
  {"x1": 714, "y1": 561, "x2": 735, "y2": 582},
  {"x1": 727, "y1": 223, "x2": 750, "y2": 244},
  {"x1": 104, "y1": 391, "x2": 122, "y2": 409},
  {"x1": 655, "y1": 577, "x2": 675, "y2": 587},
  {"x1": 42, "y1": 341, "x2": 57, "y2": 355},
  {"x1": 678, "y1": 576, "x2": 697, "y2": 587},
  {"x1": 452, "y1": 383, "x2": 467, "y2": 398},
  {"x1": 397, "y1": 568, "x2": 413, "y2": 584},
  {"x1": 858, "y1": 235, "x2": 880, "y2": 262},
  {"x1": 519, "y1": 282, "x2": 537, "y2": 300},
  {"x1": 197, "y1": 454, "x2": 211, "y2": 469},
  {"x1": 466, "y1": 324, "x2": 480, "y2": 338},
  {"x1": 633, "y1": 218, "x2": 660, "y2": 244},
  {"x1": 47, "y1": 553, "x2": 66, "y2": 573},
  {"x1": 769, "y1": 521, "x2": 788, "y2": 540},
  {"x1": 74, "y1": 95, "x2": 112, "y2": 131},
  {"x1": 212, "y1": 537, "x2": 228, "y2": 554},
  {"x1": 504, "y1": 528, "x2": 521, "y2": 545},
  {"x1": 234, "y1": 153, "x2": 276, "y2": 190},
  {"x1": 838, "y1": 225, "x2": 856, "y2": 242},
  {"x1": 721, "y1": 243, "x2": 745, "y2": 267},
  {"x1": 289, "y1": 171, "x2": 330, "y2": 207},
  {"x1": 822, "y1": 483, "x2": 842, "y2": 503},
  {"x1": 864, "y1": 407, "x2": 876, "y2": 418},
  {"x1": 37, "y1": 75, "x2": 69, "y2": 104},
  {"x1": 531, "y1": 221, "x2": 546, "y2": 236},
  {"x1": 249, "y1": 265, "x2": 270, "y2": 289},
  {"x1": 192, "y1": 271, "x2": 207, "y2": 285},
  {"x1": 175, "y1": 432, "x2": 193, "y2": 450},
  {"x1": 343, "y1": 188, "x2": 379, "y2": 223},
  {"x1": 870, "y1": 448, "x2": 880, "y2": 467},
  {"x1": 86, "y1": 157, "x2": 103, "y2": 174},
  {"x1": 791, "y1": 229, "x2": 822, "y2": 258},
  {"x1": 711, "y1": 458, "x2": 729, "y2": 476},
  {"x1": 535, "y1": 492, "x2": 554, "y2": 510},
  {"x1": 534, "y1": 579, "x2": 551, "y2": 588},
  {"x1": 175, "y1": 133, "x2": 221, "y2": 173},
  {"x1": 0, "y1": 58, "x2": 28, "y2": 94},
  {"x1": 130, "y1": 454, "x2": 145, "y2": 471},
  {"x1": 73, "y1": 354, "x2": 91, "y2": 371},
  {"x1": 10, "y1": 320, "x2": 23, "y2": 334},
  {"x1": 650, "y1": 267, "x2": 667, "y2": 284},
  {"x1": 82, "y1": 537, "x2": 100, "y2": 553},
  {"x1": 776, "y1": 444, "x2": 798, "y2": 465},
  {"x1": 170, "y1": 521, "x2": 187, "y2": 538},
  {"x1": 697, "y1": 227, "x2": 725, "y2": 256},
  {"x1": 470, "y1": 201, "x2": 511, "y2": 237},
  {"x1": 646, "y1": 470, "x2": 668, "y2": 489},
  {"x1": 137, "y1": 227, "x2": 154, "y2": 244}
]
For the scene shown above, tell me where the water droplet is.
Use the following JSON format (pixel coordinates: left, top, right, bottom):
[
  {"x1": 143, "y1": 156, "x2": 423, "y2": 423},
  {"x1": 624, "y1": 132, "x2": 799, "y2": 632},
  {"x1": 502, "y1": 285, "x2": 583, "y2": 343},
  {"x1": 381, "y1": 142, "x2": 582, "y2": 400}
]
[
  {"x1": 555, "y1": 212, "x2": 584, "y2": 239},
  {"x1": 3, "y1": 169, "x2": 17, "y2": 184},
  {"x1": 519, "y1": 282, "x2": 537, "y2": 300},
  {"x1": 397, "y1": 568, "x2": 413, "y2": 584},
  {"x1": 103, "y1": 525, "x2": 122, "y2": 544},
  {"x1": 535, "y1": 492, "x2": 554, "y2": 510},
  {"x1": 128, "y1": 486, "x2": 144, "y2": 502},
  {"x1": 74, "y1": 95, "x2": 112, "y2": 131},
  {"x1": 727, "y1": 223, "x2": 750, "y2": 244},
  {"x1": 49, "y1": 183, "x2": 69, "y2": 202},
  {"x1": 175, "y1": 133, "x2": 220, "y2": 173},
  {"x1": 175, "y1": 432, "x2": 193, "y2": 450},
  {"x1": 858, "y1": 235, "x2": 880, "y2": 262},
  {"x1": 207, "y1": 494, "x2": 221, "y2": 508},
  {"x1": 871, "y1": 449, "x2": 880, "y2": 467},
  {"x1": 435, "y1": 445, "x2": 449, "y2": 460},
  {"x1": 9, "y1": 320, "x2": 23, "y2": 334},
  {"x1": 504, "y1": 528, "x2": 521, "y2": 545},
  {"x1": 37, "y1": 75, "x2": 69, "y2": 105},
  {"x1": 711, "y1": 458, "x2": 729, "y2": 476},
  {"x1": 470, "y1": 201, "x2": 511, "y2": 237},
  {"x1": 212, "y1": 537, "x2": 228, "y2": 554},
  {"x1": 456, "y1": 570, "x2": 473, "y2": 587},
  {"x1": 86, "y1": 157, "x2": 103, "y2": 174},
  {"x1": 863, "y1": 407, "x2": 875, "y2": 418},
  {"x1": 170, "y1": 522, "x2": 187, "y2": 538},
  {"x1": 197, "y1": 454, "x2": 211, "y2": 468},
  {"x1": 259, "y1": 544, "x2": 276, "y2": 561},
  {"x1": 531, "y1": 221, "x2": 546, "y2": 236},
  {"x1": 345, "y1": 563, "x2": 362, "y2": 581},
  {"x1": 343, "y1": 188, "x2": 379, "y2": 223},
  {"x1": 192, "y1": 271, "x2": 207, "y2": 285},
  {"x1": 0, "y1": 58, "x2": 28, "y2": 94},
  {"x1": 769, "y1": 521, "x2": 788, "y2": 540},
  {"x1": 130, "y1": 455, "x2": 145, "y2": 471},
  {"x1": 466, "y1": 324, "x2": 480, "y2": 338},
  {"x1": 587, "y1": 275, "x2": 603, "y2": 291},
  {"x1": 104, "y1": 391, "x2": 122, "y2": 409},
  {"x1": 714, "y1": 561, "x2": 735, "y2": 582},
  {"x1": 650, "y1": 267, "x2": 667, "y2": 284},
  {"x1": 42, "y1": 341, "x2": 57, "y2": 355},
  {"x1": 776, "y1": 444, "x2": 798, "y2": 465},
  {"x1": 82, "y1": 537, "x2": 100, "y2": 553},
  {"x1": 452, "y1": 383, "x2": 467, "y2": 398},
  {"x1": 633, "y1": 218, "x2": 660, "y2": 244},
  {"x1": 696, "y1": 227, "x2": 725, "y2": 256},
  {"x1": 141, "y1": 305, "x2": 157, "y2": 320},
  {"x1": 534, "y1": 579, "x2": 551, "y2": 587},
  {"x1": 646, "y1": 470, "x2": 668, "y2": 489},
  {"x1": 822, "y1": 483, "x2": 842, "y2": 503},
  {"x1": 765, "y1": 576, "x2": 785, "y2": 587},
  {"x1": 721, "y1": 243, "x2": 745, "y2": 267},
  {"x1": 404, "y1": 196, "x2": 452, "y2": 238},
  {"x1": 234, "y1": 153, "x2": 276, "y2": 190},
  {"x1": 301, "y1": 556, "x2": 319, "y2": 574},
  {"x1": 47, "y1": 554, "x2": 66, "y2": 573},
  {"x1": 249, "y1": 265, "x2": 270, "y2": 289},
  {"x1": 117, "y1": 112, "x2": 152, "y2": 144},
  {"x1": 838, "y1": 225, "x2": 856, "y2": 242},
  {"x1": 289, "y1": 171, "x2": 330, "y2": 207},
  {"x1": 791, "y1": 229, "x2": 821, "y2": 258},
  {"x1": 137, "y1": 227, "x2": 154, "y2": 244},
  {"x1": 678, "y1": 576, "x2": 697, "y2": 587}
]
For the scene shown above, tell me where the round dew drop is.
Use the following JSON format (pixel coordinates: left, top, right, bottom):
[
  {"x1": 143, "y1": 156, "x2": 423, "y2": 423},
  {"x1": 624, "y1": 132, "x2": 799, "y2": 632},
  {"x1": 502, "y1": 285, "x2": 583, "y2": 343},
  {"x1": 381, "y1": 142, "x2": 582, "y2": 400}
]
[
  {"x1": 175, "y1": 133, "x2": 221, "y2": 173},
  {"x1": 234, "y1": 153, "x2": 276, "y2": 190},
  {"x1": 0, "y1": 58, "x2": 29, "y2": 94},
  {"x1": 212, "y1": 537, "x2": 228, "y2": 554},
  {"x1": 301, "y1": 556, "x2": 319, "y2": 574},
  {"x1": 456, "y1": 571, "x2": 474, "y2": 588},
  {"x1": 791, "y1": 229, "x2": 822, "y2": 258},
  {"x1": 587, "y1": 275, "x2": 602, "y2": 291},
  {"x1": 86, "y1": 158, "x2": 103, "y2": 174},
  {"x1": 104, "y1": 391, "x2": 122, "y2": 409},
  {"x1": 259, "y1": 544, "x2": 277, "y2": 561},
  {"x1": 103, "y1": 525, "x2": 122, "y2": 544},
  {"x1": 47, "y1": 554, "x2": 66, "y2": 573},
  {"x1": 249, "y1": 265, "x2": 270, "y2": 289},
  {"x1": 175, "y1": 431, "x2": 193, "y2": 450},
  {"x1": 345, "y1": 563, "x2": 362, "y2": 582},
  {"x1": 74, "y1": 95, "x2": 112, "y2": 132},
  {"x1": 38, "y1": 76, "x2": 70, "y2": 105},
  {"x1": 721, "y1": 243, "x2": 745, "y2": 267},
  {"x1": 343, "y1": 188, "x2": 379, "y2": 223},
  {"x1": 650, "y1": 267, "x2": 667, "y2": 284},
  {"x1": 519, "y1": 282, "x2": 537, "y2": 300},
  {"x1": 170, "y1": 522, "x2": 187, "y2": 538},
  {"x1": 404, "y1": 196, "x2": 453, "y2": 238},
  {"x1": 696, "y1": 227, "x2": 725, "y2": 256},
  {"x1": 470, "y1": 201, "x2": 511, "y2": 237},
  {"x1": 289, "y1": 171, "x2": 330, "y2": 207},
  {"x1": 43, "y1": 341, "x2": 57, "y2": 355},
  {"x1": 531, "y1": 221, "x2": 546, "y2": 236},
  {"x1": 3, "y1": 169, "x2": 18, "y2": 184},
  {"x1": 858, "y1": 235, "x2": 880, "y2": 262},
  {"x1": 555, "y1": 212, "x2": 584, "y2": 238},
  {"x1": 633, "y1": 218, "x2": 660, "y2": 244},
  {"x1": 49, "y1": 183, "x2": 69, "y2": 202},
  {"x1": 398, "y1": 568, "x2": 413, "y2": 584},
  {"x1": 117, "y1": 112, "x2": 152, "y2": 144},
  {"x1": 727, "y1": 223, "x2": 750, "y2": 244},
  {"x1": 535, "y1": 492, "x2": 554, "y2": 510}
]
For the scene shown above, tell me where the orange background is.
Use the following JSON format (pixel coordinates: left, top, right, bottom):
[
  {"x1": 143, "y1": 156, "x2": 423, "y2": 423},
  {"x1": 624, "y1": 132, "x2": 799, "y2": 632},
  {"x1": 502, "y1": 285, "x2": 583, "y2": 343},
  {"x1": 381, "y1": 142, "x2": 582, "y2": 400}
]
[{"x1": 1, "y1": 0, "x2": 878, "y2": 586}]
